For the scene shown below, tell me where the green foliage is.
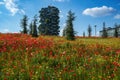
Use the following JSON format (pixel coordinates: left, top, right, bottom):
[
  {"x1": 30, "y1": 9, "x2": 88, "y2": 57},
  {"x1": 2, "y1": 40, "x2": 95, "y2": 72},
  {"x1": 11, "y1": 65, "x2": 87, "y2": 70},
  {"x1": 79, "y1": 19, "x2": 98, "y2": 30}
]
[
  {"x1": 88, "y1": 24, "x2": 92, "y2": 37},
  {"x1": 38, "y1": 6, "x2": 60, "y2": 36},
  {"x1": 102, "y1": 22, "x2": 108, "y2": 38},
  {"x1": 94, "y1": 25, "x2": 97, "y2": 36},
  {"x1": 83, "y1": 32, "x2": 85, "y2": 37},
  {"x1": 63, "y1": 26, "x2": 67, "y2": 36},
  {"x1": 65, "y1": 10, "x2": 75, "y2": 40},
  {"x1": 20, "y1": 15, "x2": 28, "y2": 34},
  {"x1": 114, "y1": 23, "x2": 118, "y2": 38},
  {"x1": 32, "y1": 15, "x2": 38, "y2": 37},
  {"x1": 1, "y1": 34, "x2": 120, "y2": 79},
  {"x1": 29, "y1": 22, "x2": 33, "y2": 35}
]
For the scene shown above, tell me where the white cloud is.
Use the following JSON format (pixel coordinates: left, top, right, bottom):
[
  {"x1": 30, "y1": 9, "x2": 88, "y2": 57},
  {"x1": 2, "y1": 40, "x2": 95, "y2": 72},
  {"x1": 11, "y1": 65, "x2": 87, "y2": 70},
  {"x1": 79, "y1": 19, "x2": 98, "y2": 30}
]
[
  {"x1": 82, "y1": 6, "x2": 115, "y2": 17},
  {"x1": 114, "y1": 14, "x2": 120, "y2": 19},
  {"x1": 0, "y1": 0, "x2": 25, "y2": 16},
  {"x1": 4, "y1": 0, "x2": 19, "y2": 16}
]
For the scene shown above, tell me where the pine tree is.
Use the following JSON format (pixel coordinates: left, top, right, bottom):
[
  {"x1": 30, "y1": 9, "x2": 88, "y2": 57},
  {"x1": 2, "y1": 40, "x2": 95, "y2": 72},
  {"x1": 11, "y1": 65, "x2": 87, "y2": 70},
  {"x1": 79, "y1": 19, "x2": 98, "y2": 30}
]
[
  {"x1": 32, "y1": 15, "x2": 38, "y2": 37},
  {"x1": 102, "y1": 22, "x2": 108, "y2": 38},
  {"x1": 94, "y1": 25, "x2": 97, "y2": 36},
  {"x1": 29, "y1": 22, "x2": 33, "y2": 35},
  {"x1": 114, "y1": 23, "x2": 118, "y2": 38},
  {"x1": 83, "y1": 32, "x2": 85, "y2": 37},
  {"x1": 63, "y1": 26, "x2": 67, "y2": 36},
  {"x1": 38, "y1": 6, "x2": 60, "y2": 35},
  {"x1": 88, "y1": 24, "x2": 92, "y2": 37},
  {"x1": 65, "y1": 10, "x2": 75, "y2": 40},
  {"x1": 20, "y1": 15, "x2": 28, "y2": 34}
]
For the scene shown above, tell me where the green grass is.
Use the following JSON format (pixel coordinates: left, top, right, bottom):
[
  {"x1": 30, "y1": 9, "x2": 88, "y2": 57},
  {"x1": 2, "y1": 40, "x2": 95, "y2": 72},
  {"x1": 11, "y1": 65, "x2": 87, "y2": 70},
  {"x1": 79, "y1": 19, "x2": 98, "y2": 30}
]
[{"x1": 0, "y1": 34, "x2": 120, "y2": 80}]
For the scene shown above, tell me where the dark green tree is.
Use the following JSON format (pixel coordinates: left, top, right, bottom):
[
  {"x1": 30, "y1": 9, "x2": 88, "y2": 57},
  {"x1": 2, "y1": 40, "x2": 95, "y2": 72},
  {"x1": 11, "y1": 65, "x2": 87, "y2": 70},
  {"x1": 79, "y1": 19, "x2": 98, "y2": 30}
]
[
  {"x1": 65, "y1": 10, "x2": 75, "y2": 40},
  {"x1": 102, "y1": 22, "x2": 108, "y2": 38},
  {"x1": 114, "y1": 23, "x2": 118, "y2": 38},
  {"x1": 20, "y1": 15, "x2": 28, "y2": 34},
  {"x1": 88, "y1": 24, "x2": 92, "y2": 37},
  {"x1": 83, "y1": 32, "x2": 85, "y2": 37},
  {"x1": 94, "y1": 25, "x2": 97, "y2": 36},
  {"x1": 38, "y1": 6, "x2": 60, "y2": 35},
  {"x1": 29, "y1": 22, "x2": 33, "y2": 35},
  {"x1": 32, "y1": 15, "x2": 38, "y2": 37},
  {"x1": 63, "y1": 26, "x2": 67, "y2": 36}
]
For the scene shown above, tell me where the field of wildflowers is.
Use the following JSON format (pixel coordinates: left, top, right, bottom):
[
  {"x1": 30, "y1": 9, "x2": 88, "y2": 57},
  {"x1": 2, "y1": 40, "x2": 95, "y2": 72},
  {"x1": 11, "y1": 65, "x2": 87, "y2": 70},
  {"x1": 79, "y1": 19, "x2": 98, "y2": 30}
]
[{"x1": 0, "y1": 33, "x2": 120, "y2": 80}]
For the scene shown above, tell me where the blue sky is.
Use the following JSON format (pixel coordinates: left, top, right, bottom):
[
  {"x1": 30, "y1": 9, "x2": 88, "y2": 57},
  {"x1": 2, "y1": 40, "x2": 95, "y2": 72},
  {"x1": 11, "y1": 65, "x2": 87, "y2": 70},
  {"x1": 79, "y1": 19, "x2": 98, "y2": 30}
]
[{"x1": 0, "y1": 0, "x2": 120, "y2": 36}]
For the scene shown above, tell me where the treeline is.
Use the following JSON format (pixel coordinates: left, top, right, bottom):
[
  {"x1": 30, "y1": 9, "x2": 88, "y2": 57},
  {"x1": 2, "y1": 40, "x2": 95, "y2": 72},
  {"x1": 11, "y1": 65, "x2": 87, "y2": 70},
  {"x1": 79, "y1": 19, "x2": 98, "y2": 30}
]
[
  {"x1": 82, "y1": 22, "x2": 120, "y2": 38},
  {"x1": 20, "y1": 5, "x2": 120, "y2": 40},
  {"x1": 20, "y1": 6, "x2": 75, "y2": 40},
  {"x1": 101, "y1": 22, "x2": 120, "y2": 38}
]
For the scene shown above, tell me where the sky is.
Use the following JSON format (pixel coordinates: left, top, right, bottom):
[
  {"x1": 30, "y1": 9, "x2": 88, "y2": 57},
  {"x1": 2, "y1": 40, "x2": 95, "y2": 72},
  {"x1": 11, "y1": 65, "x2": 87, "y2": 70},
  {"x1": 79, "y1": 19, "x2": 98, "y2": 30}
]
[{"x1": 0, "y1": 0, "x2": 120, "y2": 36}]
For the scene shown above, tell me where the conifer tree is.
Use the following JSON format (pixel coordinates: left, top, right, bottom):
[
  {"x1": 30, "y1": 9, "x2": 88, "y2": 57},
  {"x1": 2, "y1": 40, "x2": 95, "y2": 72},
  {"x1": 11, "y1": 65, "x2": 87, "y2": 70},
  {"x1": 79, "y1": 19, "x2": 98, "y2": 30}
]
[
  {"x1": 83, "y1": 32, "x2": 85, "y2": 37},
  {"x1": 29, "y1": 22, "x2": 33, "y2": 35},
  {"x1": 94, "y1": 25, "x2": 97, "y2": 36},
  {"x1": 20, "y1": 15, "x2": 28, "y2": 34},
  {"x1": 88, "y1": 24, "x2": 92, "y2": 37},
  {"x1": 114, "y1": 23, "x2": 118, "y2": 38},
  {"x1": 32, "y1": 15, "x2": 38, "y2": 37},
  {"x1": 63, "y1": 26, "x2": 67, "y2": 36},
  {"x1": 65, "y1": 10, "x2": 75, "y2": 40},
  {"x1": 102, "y1": 22, "x2": 108, "y2": 38}
]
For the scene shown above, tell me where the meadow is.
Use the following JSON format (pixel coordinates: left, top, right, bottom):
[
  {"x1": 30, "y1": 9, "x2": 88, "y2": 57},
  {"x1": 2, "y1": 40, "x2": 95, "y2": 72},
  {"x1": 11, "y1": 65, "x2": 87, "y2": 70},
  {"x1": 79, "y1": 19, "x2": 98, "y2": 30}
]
[{"x1": 0, "y1": 33, "x2": 120, "y2": 80}]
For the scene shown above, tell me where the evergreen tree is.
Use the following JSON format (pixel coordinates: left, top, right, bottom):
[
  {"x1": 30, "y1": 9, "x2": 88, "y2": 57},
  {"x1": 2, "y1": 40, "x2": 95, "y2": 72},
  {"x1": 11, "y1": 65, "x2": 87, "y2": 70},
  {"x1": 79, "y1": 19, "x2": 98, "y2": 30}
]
[
  {"x1": 65, "y1": 10, "x2": 75, "y2": 40},
  {"x1": 20, "y1": 15, "x2": 28, "y2": 34},
  {"x1": 29, "y1": 22, "x2": 33, "y2": 35},
  {"x1": 88, "y1": 24, "x2": 92, "y2": 37},
  {"x1": 102, "y1": 22, "x2": 108, "y2": 38},
  {"x1": 94, "y1": 25, "x2": 97, "y2": 36},
  {"x1": 32, "y1": 15, "x2": 38, "y2": 37},
  {"x1": 63, "y1": 26, "x2": 67, "y2": 36},
  {"x1": 83, "y1": 32, "x2": 85, "y2": 37},
  {"x1": 114, "y1": 23, "x2": 118, "y2": 38},
  {"x1": 38, "y1": 6, "x2": 60, "y2": 35}
]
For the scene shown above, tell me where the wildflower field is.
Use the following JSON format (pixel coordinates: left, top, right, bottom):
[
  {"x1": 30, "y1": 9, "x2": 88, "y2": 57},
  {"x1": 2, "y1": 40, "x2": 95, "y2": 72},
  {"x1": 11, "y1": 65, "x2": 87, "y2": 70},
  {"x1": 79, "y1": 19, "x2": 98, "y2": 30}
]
[{"x1": 0, "y1": 33, "x2": 120, "y2": 80}]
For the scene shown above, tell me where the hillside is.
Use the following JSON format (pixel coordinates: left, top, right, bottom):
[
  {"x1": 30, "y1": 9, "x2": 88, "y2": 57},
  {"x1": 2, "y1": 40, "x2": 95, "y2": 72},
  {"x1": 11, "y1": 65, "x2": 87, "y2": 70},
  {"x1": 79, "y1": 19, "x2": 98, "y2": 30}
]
[{"x1": 0, "y1": 33, "x2": 120, "y2": 80}]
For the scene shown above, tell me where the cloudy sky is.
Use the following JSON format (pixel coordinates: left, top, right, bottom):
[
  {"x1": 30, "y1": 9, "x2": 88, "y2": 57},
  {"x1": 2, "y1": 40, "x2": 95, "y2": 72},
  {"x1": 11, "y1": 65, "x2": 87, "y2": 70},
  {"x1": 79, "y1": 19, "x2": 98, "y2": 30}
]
[{"x1": 0, "y1": 0, "x2": 120, "y2": 36}]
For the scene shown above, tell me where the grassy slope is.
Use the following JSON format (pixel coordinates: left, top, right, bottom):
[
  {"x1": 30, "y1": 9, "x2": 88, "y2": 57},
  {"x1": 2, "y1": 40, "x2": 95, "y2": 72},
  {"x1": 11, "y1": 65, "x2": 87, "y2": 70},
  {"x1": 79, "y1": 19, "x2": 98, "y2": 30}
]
[{"x1": 0, "y1": 34, "x2": 120, "y2": 80}]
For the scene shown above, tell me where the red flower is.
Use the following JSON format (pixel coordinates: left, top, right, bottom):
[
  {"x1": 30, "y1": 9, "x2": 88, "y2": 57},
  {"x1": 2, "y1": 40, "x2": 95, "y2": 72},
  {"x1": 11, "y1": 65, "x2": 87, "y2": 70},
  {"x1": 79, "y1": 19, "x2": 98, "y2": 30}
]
[
  {"x1": 4, "y1": 78, "x2": 7, "y2": 80},
  {"x1": 111, "y1": 73, "x2": 115, "y2": 78},
  {"x1": 49, "y1": 51, "x2": 53, "y2": 56},
  {"x1": 116, "y1": 49, "x2": 120, "y2": 55},
  {"x1": 112, "y1": 61, "x2": 120, "y2": 67}
]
